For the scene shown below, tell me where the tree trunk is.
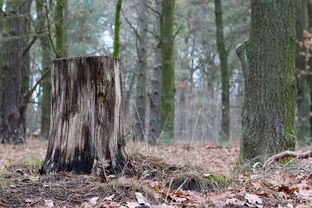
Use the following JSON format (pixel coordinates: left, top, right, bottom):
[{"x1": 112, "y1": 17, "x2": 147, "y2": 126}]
[
  {"x1": 0, "y1": 0, "x2": 26, "y2": 144},
  {"x1": 55, "y1": 0, "x2": 65, "y2": 58},
  {"x1": 41, "y1": 56, "x2": 128, "y2": 175},
  {"x1": 160, "y1": 0, "x2": 175, "y2": 144},
  {"x1": 149, "y1": 0, "x2": 162, "y2": 145},
  {"x1": 64, "y1": 0, "x2": 69, "y2": 57},
  {"x1": 237, "y1": 0, "x2": 296, "y2": 162},
  {"x1": 296, "y1": 0, "x2": 311, "y2": 144},
  {"x1": 124, "y1": 72, "x2": 136, "y2": 116},
  {"x1": 21, "y1": 0, "x2": 32, "y2": 135},
  {"x1": 135, "y1": 1, "x2": 149, "y2": 141},
  {"x1": 214, "y1": 0, "x2": 230, "y2": 144},
  {"x1": 36, "y1": 0, "x2": 52, "y2": 139},
  {"x1": 113, "y1": 0, "x2": 122, "y2": 57},
  {"x1": 306, "y1": 0, "x2": 312, "y2": 139}
]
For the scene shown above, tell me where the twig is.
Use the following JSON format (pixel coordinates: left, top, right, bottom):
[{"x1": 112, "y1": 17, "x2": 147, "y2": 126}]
[
  {"x1": 23, "y1": 68, "x2": 51, "y2": 105},
  {"x1": 190, "y1": 108, "x2": 201, "y2": 148},
  {"x1": 44, "y1": 0, "x2": 58, "y2": 57},
  {"x1": 23, "y1": 34, "x2": 39, "y2": 56},
  {"x1": 174, "y1": 24, "x2": 184, "y2": 38},
  {"x1": 121, "y1": 8, "x2": 140, "y2": 38},
  {"x1": 146, "y1": 3, "x2": 160, "y2": 16}
]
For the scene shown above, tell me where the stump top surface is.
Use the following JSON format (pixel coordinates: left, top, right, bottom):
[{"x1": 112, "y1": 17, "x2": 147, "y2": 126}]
[{"x1": 53, "y1": 55, "x2": 120, "y2": 62}]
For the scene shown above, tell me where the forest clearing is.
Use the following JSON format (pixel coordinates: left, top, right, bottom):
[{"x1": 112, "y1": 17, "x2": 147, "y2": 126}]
[{"x1": 1, "y1": 140, "x2": 312, "y2": 207}]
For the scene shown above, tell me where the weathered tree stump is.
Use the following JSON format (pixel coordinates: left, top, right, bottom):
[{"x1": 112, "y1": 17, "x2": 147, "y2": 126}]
[{"x1": 41, "y1": 56, "x2": 128, "y2": 175}]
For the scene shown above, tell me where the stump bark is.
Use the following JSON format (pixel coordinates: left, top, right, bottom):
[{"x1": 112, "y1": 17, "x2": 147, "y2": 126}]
[{"x1": 41, "y1": 56, "x2": 128, "y2": 175}]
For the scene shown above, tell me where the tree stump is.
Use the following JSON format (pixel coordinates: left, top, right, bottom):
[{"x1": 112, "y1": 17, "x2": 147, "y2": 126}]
[{"x1": 41, "y1": 56, "x2": 128, "y2": 175}]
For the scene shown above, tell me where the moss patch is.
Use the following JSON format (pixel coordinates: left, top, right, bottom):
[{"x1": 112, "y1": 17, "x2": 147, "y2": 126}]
[{"x1": 23, "y1": 160, "x2": 44, "y2": 165}]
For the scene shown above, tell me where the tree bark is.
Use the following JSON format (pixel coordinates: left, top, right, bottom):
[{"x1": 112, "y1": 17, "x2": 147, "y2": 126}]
[
  {"x1": 41, "y1": 56, "x2": 128, "y2": 175},
  {"x1": 55, "y1": 0, "x2": 65, "y2": 58},
  {"x1": 135, "y1": 0, "x2": 149, "y2": 141},
  {"x1": 64, "y1": 0, "x2": 69, "y2": 57},
  {"x1": 149, "y1": 0, "x2": 162, "y2": 145},
  {"x1": 21, "y1": 0, "x2": 32, "y2": 135},
  {"x1": 237, "y1": 0, "x2": 297, "y2": 162},
  {"x1": 306, "y1": 0, "x2": 312, "y2": 139},
  {"x1": 296, "y1": 0, "x2": 311, "y2": 144},
  {"x1": 0, "y1": 0, "x2": 27, "y2": 144},
  {"x1": 214, "y1": 0, "x2": 230, "y2": 144},
  {"x1": 113, "y1": 0, "x2": 123, "y2": 57},
  {"x1": 36, "y1": 0, "x2": 52, "y2": 139},
  {"x1": 160, "y1": 0, "x2": 175, "y2": 144}
]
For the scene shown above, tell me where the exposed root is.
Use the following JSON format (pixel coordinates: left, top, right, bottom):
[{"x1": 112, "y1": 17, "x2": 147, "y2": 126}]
[{"x1": 264, "y1": 150, "x2": 312, "y2": 167}]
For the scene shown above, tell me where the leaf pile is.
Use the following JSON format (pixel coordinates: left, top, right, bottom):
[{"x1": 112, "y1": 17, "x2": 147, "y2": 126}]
[{"x1": 0, "y1": 140, "x2": 312, "y2": 207}]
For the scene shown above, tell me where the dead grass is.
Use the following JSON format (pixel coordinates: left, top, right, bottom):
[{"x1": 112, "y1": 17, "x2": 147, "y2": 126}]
[
  {"x1": 1, "y1": 140, "x2": 312, "y2": 207},
  {"x1": 126, "y1": 141, "x2": 240, "y2": 174},
  {"x1": 0, "y1": 139, "x2": 48, "y2": 173},
  {"x1": 166, "y1": 172, "x2": 227, "y2": 193}
]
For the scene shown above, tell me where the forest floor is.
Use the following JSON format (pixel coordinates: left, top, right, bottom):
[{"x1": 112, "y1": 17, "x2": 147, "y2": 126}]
[{"x1": 0, "y1": 140, "x2": 312, "y2": 208}]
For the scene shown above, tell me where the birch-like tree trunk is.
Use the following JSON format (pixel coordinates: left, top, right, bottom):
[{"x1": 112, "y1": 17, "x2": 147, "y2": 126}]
[
  {"x1": 149, "y1": 0, "x2": 162, "y2": 145},
  {"x1": 237, "y1": 0, "x2": 296, "y2": 162},
  {"x1": 135, "y1": 0, "x2": 149, "y2": 141},
  {"x1": 306, "y1": 0, "x2": 312, "y2": 139},
  {"x1": 55, "y1": 0, "x2": 65, "y2": 58},
  {"x1": 296, "y1": 0, "x2": 311, "y2": 144},
  {"x1": 36, "y1": 0, "x2": 52, "y2": 139},
  {"x1": 41, "y1": 56, "x2": 128, "y2": 175},
  {"x1": 214, "y1": 0, "x2": 230, "y2": 144},
  {"x1": 21, "y1": 0, "x2": 32, "y2": 134},
  {"x1": 0, "y1": 0, "x2": 26, "y2": 144}
]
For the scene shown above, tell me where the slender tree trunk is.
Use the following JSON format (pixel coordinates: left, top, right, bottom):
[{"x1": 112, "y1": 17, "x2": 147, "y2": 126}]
[
  {"x1": 135, "y1": 1, "x2": 149, "y2": 141},
  {"x1": 0, "y1": 0, "x2": 27, "y2": 144},
  {"x1": 296, "y1": 0, "x2": 311, "y2": 144},
  {"x1": 21, "y1": 0, "x2": 32, "y2": 135},
  {"x1": 124, "y1": 72, "x2": 136, "y2": 115},
  {"x1": 237, "y1": 0, "x2": 296, "y2": 162},
  {"x1": 113, "y1": 0, "x2": 122, "y2": 57},
  {"x1": 307, "y1": 0, "x2": 312, "y2": 138},
  {"x1": 41, "y1": 56, "x2": 128, "y2": 175},
  {"x1": 160, "y1": 0, "x2": 175, "y2": 144},
  {"x1": 214, "y1": 0, "x2": 230, "y2": 144},
  {"x1": 64, "y1": 0, "x2": 68, "y2": 57},
  {"x1": 22, "y1": 1, "x2": 32, "y2": 97},
  {"x1": 55, "y1": 0, "x2": 65, "y2": 58},
  {"x1": 149, "y1": 0, "x2": 162, "y2": 145},
  {"x1": 36, "y1": 0, "x2": 52, "y2": 139}
]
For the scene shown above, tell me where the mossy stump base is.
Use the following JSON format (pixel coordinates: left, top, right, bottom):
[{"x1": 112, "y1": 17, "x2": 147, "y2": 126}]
[{"x1": 41, "y1": 56, "x2": 128, "y2": 175}]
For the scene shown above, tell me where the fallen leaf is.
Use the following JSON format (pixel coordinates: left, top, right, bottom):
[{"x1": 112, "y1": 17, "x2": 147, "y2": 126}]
[
  {"x1": 126, "y1": 201, "x2": 140, "y2": 208},
  {"x1": 44, "y1": 200, "x2": 54, "y2": 208},
  {"x1": 104, "y1": 194, "x2": 115, "y2": 201},
  {"x1": 135, "y1": 192, "x2": 151, "y2": 207},
  {"x1": 88, "y1": 196, "x2": 99, "y2": 206},
  {"x1": 277, "y1": 185, "x2": 299, "y2": 194},
  {"x1": 244, "y1": 193, "x2": 262, "y2": 205},
  {"x1": 153, "y1": 204, "x2": 173, "y2": 208},
  {"x1": 226, "y1": 198, "x2": 245, "y2": 206},
  {"x1": 25, "y1": 198, "x2": 34, "y2": 203}
]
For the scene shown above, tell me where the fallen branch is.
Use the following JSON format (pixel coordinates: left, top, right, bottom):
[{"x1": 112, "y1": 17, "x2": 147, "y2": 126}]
[{"x1": 264, "y1": 150, "x2": 312, "y2": 167}]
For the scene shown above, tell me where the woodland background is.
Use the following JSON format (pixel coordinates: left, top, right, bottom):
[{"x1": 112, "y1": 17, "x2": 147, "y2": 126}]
[{"x1": 1, "y1": 0, "x2": 312, "y2": 207}]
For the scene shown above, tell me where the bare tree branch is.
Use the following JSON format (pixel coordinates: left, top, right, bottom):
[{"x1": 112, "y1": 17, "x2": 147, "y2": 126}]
[{"x1": 121, "y1": 8, "x2": 140, "y2": 38}]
